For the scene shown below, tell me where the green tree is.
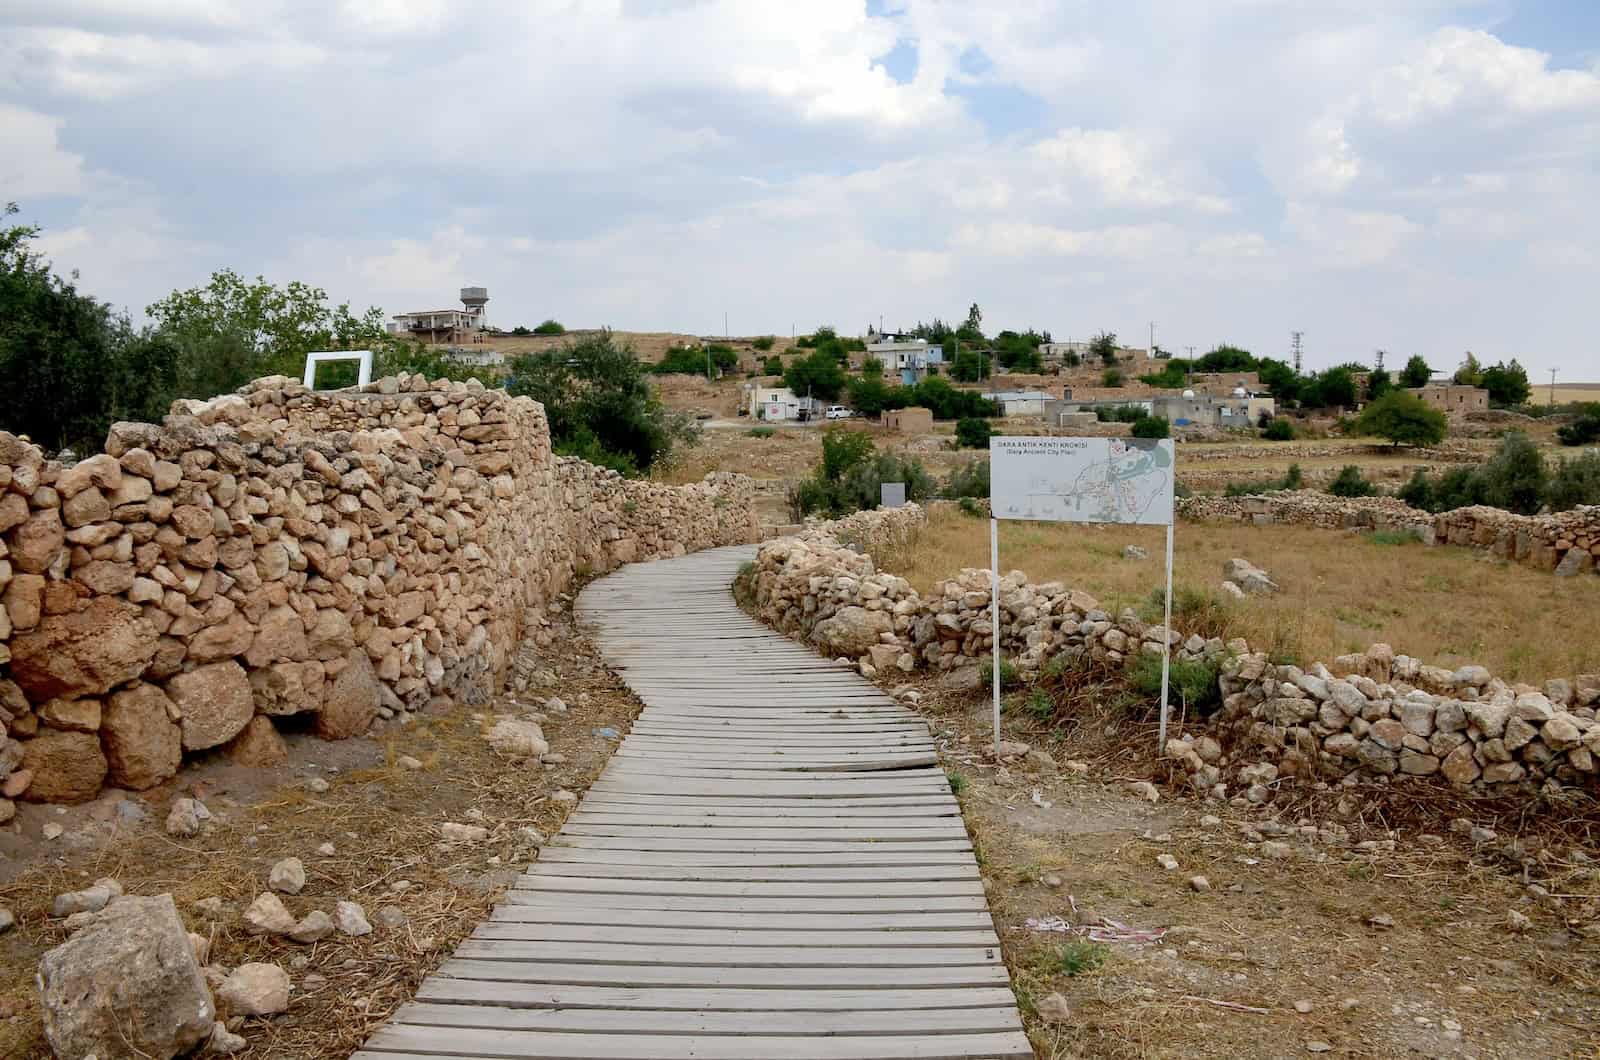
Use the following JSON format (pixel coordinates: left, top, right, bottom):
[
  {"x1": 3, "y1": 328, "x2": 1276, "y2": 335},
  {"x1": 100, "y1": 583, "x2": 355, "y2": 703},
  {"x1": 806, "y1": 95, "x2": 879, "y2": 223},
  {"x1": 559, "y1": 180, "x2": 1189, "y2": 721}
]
[
  {"x1": 761, "y1": 354, "x2": 783, "y2": 375},
  {"x1": 955, "y1": 417, "x2": 993, "y2": 448},
  {"x1": 1131, "y1": 415, "x2": 1169, "y2": 438},
  {"x1": 1262, "y1": 417, "x2": 1294, "y2": 441},
  {"x1": 1545, "y1": 451, "x2": 1600, "y2": 511},
  {"x1": 1366, "y1": 367, "x2": 1392, "y2": 400},
  {"x1": 1301, "y1": 366, "x2": 1357, "y2": 408},
  {"x1": 507, "y1": 333, "x2": 696, "y2": 475},
  {"x1": 1475, "y1": 431, "x2": 1546, "y2": 514},
  {"x1": 1557, "y1": 404, "x2": 1600, "y2": 446},
  {"x1": 1453, "y1": 352, "x2": 1483, "y2": 386},
  {"x1": 1256, "y1": 357, "x2": 1301, "y2": 402},
  {"x1": 950, "y1": 348, "x2": 990, "y2": 382},
  {"x1": 1354, "y1": 390, "x2": 1448, "y2": 447},
  {"x1": 846, "y1": 358, "x2": 902, "y2": 417},
  {"x1": 1479, "y1": 359, "x2": 1531, "y2": 407},
  {"x1": 1090, "y1": 331, "x2": 1119, "y2": 366},
  {"x1": 752, "y1": 335, "x2": 775, "y2": 351},
  {"x1": 1102, "y1": 367, "x2": 1124, "y2": 387},
  {"x1": 1195, "y1": 345, "x2": 1255, "y2": 372},
  {"x1": 1399, "y1": 355, "x2": 1432, "y2": 389},
  {"x1": 532, "y1": 319, "x2": 565, "y2": 335},
  {"x1": 783, "y1": 348, "x2": 847, "y2": 401}
]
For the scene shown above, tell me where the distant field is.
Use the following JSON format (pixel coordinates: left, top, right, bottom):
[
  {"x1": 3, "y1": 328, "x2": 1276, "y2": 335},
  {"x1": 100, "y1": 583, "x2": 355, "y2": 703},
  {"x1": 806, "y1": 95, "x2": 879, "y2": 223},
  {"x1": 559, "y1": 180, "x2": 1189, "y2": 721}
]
[
  {"x1": 870, "y1": 507, "x2": 1600, "y2": 682},
  {"x1": 1541, "y1": 384, "x2": 1600, "y2": 405}
]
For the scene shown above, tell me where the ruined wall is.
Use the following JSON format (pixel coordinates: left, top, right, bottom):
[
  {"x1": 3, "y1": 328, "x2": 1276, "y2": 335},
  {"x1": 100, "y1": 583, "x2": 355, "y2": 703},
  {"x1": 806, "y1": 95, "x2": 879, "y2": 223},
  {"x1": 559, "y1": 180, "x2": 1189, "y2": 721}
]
[
  {"x1": 0, "y1": 374, "x2": 758, "y2": 804},
  {"x1": 744, "y1": 506, "x2": 1600, "y2": 797},
  {"x1": 1180, "y1": 491, "x2": 1600, "y2": 577}
]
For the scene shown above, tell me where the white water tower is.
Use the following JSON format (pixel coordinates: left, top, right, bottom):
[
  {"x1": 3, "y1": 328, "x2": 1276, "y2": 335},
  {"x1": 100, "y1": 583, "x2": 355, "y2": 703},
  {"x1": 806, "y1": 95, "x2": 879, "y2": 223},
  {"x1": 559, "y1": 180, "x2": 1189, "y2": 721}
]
[{"x1": 460, "y1": 286, "x2": 489, "y2": 329}]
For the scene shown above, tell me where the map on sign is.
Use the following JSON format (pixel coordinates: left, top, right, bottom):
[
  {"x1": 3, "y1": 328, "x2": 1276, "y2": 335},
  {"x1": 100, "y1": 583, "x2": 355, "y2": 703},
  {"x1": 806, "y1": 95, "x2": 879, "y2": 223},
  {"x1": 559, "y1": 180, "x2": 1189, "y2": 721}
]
[{"x1": 989, "y1": 436, "x2": 1175, "y2": 526}]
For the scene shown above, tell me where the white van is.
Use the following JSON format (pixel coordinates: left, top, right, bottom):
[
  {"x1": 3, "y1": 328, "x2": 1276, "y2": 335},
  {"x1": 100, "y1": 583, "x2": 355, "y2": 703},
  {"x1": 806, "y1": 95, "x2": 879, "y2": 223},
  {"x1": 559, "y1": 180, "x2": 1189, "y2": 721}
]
[{"x1": 825, "y1": 405, "x2": 853, "y2": 420}]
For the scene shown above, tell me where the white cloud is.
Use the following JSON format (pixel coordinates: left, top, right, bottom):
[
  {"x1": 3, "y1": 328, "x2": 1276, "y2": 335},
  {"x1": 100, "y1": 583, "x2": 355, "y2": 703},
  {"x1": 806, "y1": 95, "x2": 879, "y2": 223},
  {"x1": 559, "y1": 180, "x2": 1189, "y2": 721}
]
[
  {"x1": 1366, "y1": 28, "x2": 1600, "y2": 125},
  {"x1": 0, "y1": 104, "x2": 86, "y2": 198},
  {"x1": 1285, "y1": 203, "x2": 1422, "y2": 267}
]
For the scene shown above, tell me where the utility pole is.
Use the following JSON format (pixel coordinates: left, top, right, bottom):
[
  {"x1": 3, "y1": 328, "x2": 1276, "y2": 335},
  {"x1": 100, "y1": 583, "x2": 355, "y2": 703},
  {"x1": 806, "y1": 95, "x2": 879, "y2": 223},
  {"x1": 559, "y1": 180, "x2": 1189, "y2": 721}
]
[
  {"x1": 1291, "y1": 331, "x2": 1304, "y2": 376},
  {"x1": 724, "y1": 312, "x2": 728, "y2": 339},
  {"x1": 1149, "y1": 321, "x2": 1156, "y2": 359},
  {"x1": 1550, "y1": 368, "x2": 1558, "y2": 406}
]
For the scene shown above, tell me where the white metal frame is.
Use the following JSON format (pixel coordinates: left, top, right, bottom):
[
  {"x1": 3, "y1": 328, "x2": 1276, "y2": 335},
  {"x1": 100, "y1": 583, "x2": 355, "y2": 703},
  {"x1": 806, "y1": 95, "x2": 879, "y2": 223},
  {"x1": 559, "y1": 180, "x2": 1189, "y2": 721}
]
[
  {"x1": 987, "y1": 438, "x2": 1177, "y2": 754},
  {"x1": 302, "y1": 349, "x2": 374, "y2": 390}
]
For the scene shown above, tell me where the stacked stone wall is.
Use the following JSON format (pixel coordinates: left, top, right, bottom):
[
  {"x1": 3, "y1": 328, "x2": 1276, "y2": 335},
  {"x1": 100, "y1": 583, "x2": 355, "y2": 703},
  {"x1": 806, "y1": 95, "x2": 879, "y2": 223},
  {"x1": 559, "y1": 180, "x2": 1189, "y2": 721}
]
[
  {"x1": 0, "y1": 374, "x2": 758, "y2": 804},
  {"x1": 744, "y1": 506, "x2": 1600, "y2": 798},
  {"x1": 1180, "y1": 491, "x2": 1600, "y2": 577}
]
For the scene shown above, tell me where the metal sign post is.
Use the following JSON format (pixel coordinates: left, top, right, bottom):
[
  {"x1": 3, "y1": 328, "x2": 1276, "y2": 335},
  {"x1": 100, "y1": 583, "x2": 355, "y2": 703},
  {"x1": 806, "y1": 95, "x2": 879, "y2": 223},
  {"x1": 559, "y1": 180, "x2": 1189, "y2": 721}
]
[{"x1": 987, "y1": 436, "x2": 1177, "y2": 755}]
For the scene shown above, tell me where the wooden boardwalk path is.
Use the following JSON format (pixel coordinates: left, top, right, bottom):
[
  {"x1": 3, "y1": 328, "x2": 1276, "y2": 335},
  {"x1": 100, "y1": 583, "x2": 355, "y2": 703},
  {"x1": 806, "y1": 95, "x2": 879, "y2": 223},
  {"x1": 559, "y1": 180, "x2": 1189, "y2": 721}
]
[{"x1": 354, "y1": 545, "x2": 1031, "y2": 1059}]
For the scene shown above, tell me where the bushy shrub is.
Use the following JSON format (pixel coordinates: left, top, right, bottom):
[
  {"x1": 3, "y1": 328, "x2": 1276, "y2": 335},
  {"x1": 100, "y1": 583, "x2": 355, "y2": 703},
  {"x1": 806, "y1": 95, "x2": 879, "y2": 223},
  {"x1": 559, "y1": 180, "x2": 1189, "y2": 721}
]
[
  {"x1": 532, "y1": 319, "x2": 565, "y2": 335},
  {"x1": 1394, "y1": 432, "x2": 1595, "y2": 513},
  {"x1": 761, "y1": 355, "x2": 783, "y2": 375},
  {"x1": 654, "y1": 343, "x2": 735, "y2": 375},
  {"x1": 1557, "y1": 404, "x2": 1600, "y2": 446},
  {"x1": 748, "y1": 426, "x2": 775, "y2": 438},
  {"x1": 752, "y1": 335, "x2": 775, "y2": 351},
  {"x1": 1327, "y1": 465, "x2": 1377, "y2": 497},
  {"x1": 1545, "y1": 450, "x2": 1600, "y2": 511},
  {"x1": 787, "y1": 428, "x2": 933, "y2": 518},
  {"x1": 955, "y1": 417, "x2": 993, "y2": 448},
  {"x1": 1475, "y1": 431, "x2": 1546, "y2": 514},
  {"x1": 943, "y1": 459, "x2": 990, "y2": 499},
  {"x1": 1371, "y1": 529, "x2": 1423, "y2": 545},
  {"x1": 1261, "y1": 417, "x2": 1294, "y2": 441},
  {"x1": 1129, "y1": 653, "x2": 1222, "y2": 711},
  {"x1": 1095, "y1": 405, "x2": 1145, "y2": 423},
  {"x1": 1223, "y1": 462, "x2": 1303, "y2": 497},
  {"x1": 1131, "y1": 415, "x2": 1169, "y2": 439},
  {"x1": 1102, "y1": 367, "x2": 1125, "y2": 387},
  {"x1": 979, "y1": 656, "x2": 1021, "y2": 690}
]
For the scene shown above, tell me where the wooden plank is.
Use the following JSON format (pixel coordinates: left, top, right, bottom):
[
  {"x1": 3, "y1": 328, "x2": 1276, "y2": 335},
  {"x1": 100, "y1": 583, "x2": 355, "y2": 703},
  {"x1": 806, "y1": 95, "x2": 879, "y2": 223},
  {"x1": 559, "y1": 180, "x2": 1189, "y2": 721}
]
[
  {"x1": 389, "y1": 1001, "x2": 1022, "y2": 1035},
  {"x1": 431, "y1": 959, "x2": 1011, "y2": 988},
  {"x1": 452, "y1": 940, "x2": 1000, "y2": 966},
  {"x1": 487, "y1": 907, "x2": 998, "y2": 930},
  {"x1": 519, "y1": 864, "x2": 979, "y2": 883},
  {"x1": 411, "y1": 982, "x2": 1020, "y2": 1012},
  {"x1": 512, "y1": 877, "x2": 986, "y2": 898},
  {"x1": 470, "y1": 924, "x2": 1001, "y2": 948},
  {"x1": 355, "y1": 1027, "x2": 1034, "y2": 1060},
  {"x1": 499, "y1": 893, "x2": 991, "y2": 914}
]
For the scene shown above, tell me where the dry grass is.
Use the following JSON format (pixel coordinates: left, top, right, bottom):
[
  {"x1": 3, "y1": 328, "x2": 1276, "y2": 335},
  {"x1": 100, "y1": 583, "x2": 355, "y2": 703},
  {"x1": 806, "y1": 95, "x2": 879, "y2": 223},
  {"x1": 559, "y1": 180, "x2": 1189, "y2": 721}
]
[
  {"x1": 876, "y1": 507, "x2": 1600, "y2": 681},
  {"x1": 0, "y1": 615, "x2": 641, "y2": 1059}
]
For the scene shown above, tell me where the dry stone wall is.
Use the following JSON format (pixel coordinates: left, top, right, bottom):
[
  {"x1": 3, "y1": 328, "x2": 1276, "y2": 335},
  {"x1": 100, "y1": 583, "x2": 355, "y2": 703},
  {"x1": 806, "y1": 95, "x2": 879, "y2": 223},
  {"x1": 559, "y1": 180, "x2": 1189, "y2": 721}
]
[
  {"x1": 745, "y1": 506, "x2": 1600, "y2": 799},
  {"x1": 0, "y1": 374, "x2": 757, "y2": 804},
  {"x1": 1181, "y1": 491, "x2": 1600, "y2": 577}
]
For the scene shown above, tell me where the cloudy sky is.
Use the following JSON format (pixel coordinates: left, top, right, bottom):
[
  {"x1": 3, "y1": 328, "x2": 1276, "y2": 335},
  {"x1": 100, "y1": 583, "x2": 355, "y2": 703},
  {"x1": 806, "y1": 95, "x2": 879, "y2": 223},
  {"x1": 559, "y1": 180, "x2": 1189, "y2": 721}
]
[{"x1": 4, "y1": 1, "x2": 1597, "y2": 378}]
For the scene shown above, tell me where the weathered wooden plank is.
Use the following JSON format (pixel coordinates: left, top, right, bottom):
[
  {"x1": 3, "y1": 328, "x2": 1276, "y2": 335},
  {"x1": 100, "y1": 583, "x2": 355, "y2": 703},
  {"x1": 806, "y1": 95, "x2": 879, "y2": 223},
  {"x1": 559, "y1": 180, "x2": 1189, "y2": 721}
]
[
  {"x1": 431, "y1": 959, "x2": 1011, "y2": 988},
  {"x1": 355, "y1": 1027, "x2": 1034, "y2": 1060},
  {"x1": 470, "y1": 924, "x2": 1001, "y2": 948},
  {"x1": 486, "y1": 907, "x2": 998, "y2": 930},
  {"x1": 452, "y1": 940, "x2": 1000, "y2": 967},
  {"x1": 499, "y1": 893, "x2": 991, "y2": 914},
  {"x1": 519, "y1": 863, "x2": 979, "y2": 883},
  {"x1": 412, "y1": 981, "x2": 1020, "y2": 1011},
  {"x1": 389, "y1": 1001, "x2": 1022, "y2": 1035}
]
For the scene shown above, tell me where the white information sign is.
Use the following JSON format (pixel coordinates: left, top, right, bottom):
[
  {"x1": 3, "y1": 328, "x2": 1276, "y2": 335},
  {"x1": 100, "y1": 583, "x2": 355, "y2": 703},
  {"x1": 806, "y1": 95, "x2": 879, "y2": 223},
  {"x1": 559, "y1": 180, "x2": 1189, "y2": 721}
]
[
  {"x1": 989, "y1": 437, "x2": 1175, "y2": 526},
  {"x1": 985, "y1": 435, "x2": 1179, "y2": 753}
]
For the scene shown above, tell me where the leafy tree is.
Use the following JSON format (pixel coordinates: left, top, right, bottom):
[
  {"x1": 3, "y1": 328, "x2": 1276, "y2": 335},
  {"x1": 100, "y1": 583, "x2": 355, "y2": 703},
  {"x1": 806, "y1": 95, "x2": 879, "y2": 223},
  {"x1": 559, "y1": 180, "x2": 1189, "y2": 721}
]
[
  {"x1": 950, "y1": 348, "x2": 990, "y2": 382},
  {"x1": 511, "y1": 325, "x2": 532, "y2": 336},
  {"x1": 654, "y1": 344, "x2": 734, "y2": 376},
  {"x1": 788, "y1": 428, "x2": 933, "y2": 518},
  {"x1": 1479, "y1": 359, "x2": 1531, "y2": 407},
  {"x1": 1366, "y1": 367, "x2": 1392, "y2": 401},
  {"x1": 1195, "y1": 345, "x2": 1256, "y2": 372},
  {"x1": 955, "y1": 417, "x2": 993, "y2": 448},
  {"x1": 1475, "y1": 431, "x2": 1546, "y2": 514},
  {"x1": 1453, "y1": 352, "x2": 1483, "y2": 387},
  {"x1": 1301, "y1": 366, "x2": 1357, "y2": 409},
  {"x1": 993, "y1": 329, "x2": 1046, "y2": 372},
  {"x1": 1399, "y1": 355, "x2": 1432, "y2": 389},
  {"x1": 761, "y1": 354, "x2": 783, "y2": 376},
  {"x1": 1139, "y1": 359, "x2": 1194, "y2": 388},
  {"x1": 1262, "y1": 417, "x2": 1294, "y2": 441},
  {"x1": 1327, "y1": 465, "x2": 1376, "y2": 497},
  {"x1": 1131, "y1": 415, "x2": 1169, "y2": 439},
  {"x1": 506, "y1": 333, "x2": 696, "y2": 475},
  {"x1": 783, "y1": 348, "x2": 847, "y2": 401},
  {"x1": 1090, "y1": 331, "x2": 1119, "y2": 366},
  {"x1": 1545, "y1": 451, "x2": 1600, "y2": 511},
  {"x1": 964, "y1": 303, "x2": 983, "y2": 335},
  {"x1": 907, "y1": 377, "x2": 999, "y2": 420},
  {"x1": 532, "y1": 319, "x2": 565, "y2": 335},
  {"x1": 1256, "y1": 357, "x2": 1301, "y2": 402},
  {"x1": 1397, "y1": 468, "x2": 1435, "y2": 510},
  {"x1": 1557, "y1": 404, "x2": 1600, "y2": 446},
  {"x1": 752, "y1": 335, "x2": 775, "y2": 351},
  {"x1": 1354, "y1": 390, "x2": 1448, "y2": 447},
  {"x1": 846, "y1": 358, "x2": 903, "y2": 417},
  {"x1": 1102, "y1": 367, "x2": 1124, "y2": 387}
]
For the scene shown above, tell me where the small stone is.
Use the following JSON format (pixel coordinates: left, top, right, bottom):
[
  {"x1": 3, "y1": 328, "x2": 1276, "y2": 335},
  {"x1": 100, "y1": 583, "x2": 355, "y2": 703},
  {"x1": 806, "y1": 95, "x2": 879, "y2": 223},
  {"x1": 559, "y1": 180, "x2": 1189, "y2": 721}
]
[
  {"x1": 396, "y1": 755, "x2": 423, "y2": 770},
  {"x1": 440, "y1": 822, "x2": 489, "y2": 843},
  {"x1": 1293, "y1": 999, "x2": 1314, "y2": 1014},
  {"x1": 1127, "y1": 780, "x2": 1160, "y2": 802},
  {"x1": 288, "y1": 910, "x2": 334, "y2": 944},
  {"x1": 1036, "y1": 991, "x2": 1073, "y2": 1024},
  {"x1": 243, "y1": 893, "x2": 296, "y2": 936},
  {"x1": 553, "y1": 789, "x2": 578, "y2": 804},
  {"x1": 207, "y1": 1021, "x2": 247, "y2": 1054},
  {"x1": 334, "y1": 900, "x2": 372, "y2": 936},
  {"x1": 0, "y1": 907, "x2": 14, "y2": 933},
  {"x1": 374, "y1": 906, "x2": 407, "y2": 930},
  {"x1": 166, "y1": 797, "x2": 207, "y2": 837},
  {"x1": 1188, "y1": 875, "x2": 1211, "y2": 893},
  {"x1": 1260, "y1": 841, "x2": 1292, "y2": 860},
  {"x1": 42, "y1": 822, "x2": 64, "y2": 840},
  {"x1": 1367, "y1": 913, "x2": 1395, "y2": 930},
  {"x1": 1042, "y1": 874, "x2": 1063, "y2": 889},
  {"x1": 1200, "y1": 814, "x2": 1222, "y2": 827},
  {"x1": 193, "y1": 898, "x2": 225, "y2": 918},
  {"x1": 1156, "y1": 853, "x2": 1179, "y2": 871},
  {"x1": 305, "y1": 777, "x2": 330, "y2": 794},
  {"x1": 268, "y1": 857, "x2": 306, "y2": 895},
  {"x1": 52, "y1": 883, "x2": 118, "y2": 918},
  {"x1": 317, "y1": 842, "x2": 336, "y2": 856},
  {"x1": 1506, "y1": 909, "x2": 1531, "y2": 932},
  {"x1": 216, "y1": 963, "x2": 290, "y2": 1017},
  {"x1": 1306, "y1": 1042, "x2": 1332, "y2": 1053},
  {"x1": 542, "y1": 752, "x2": 568, "y2": 765}
]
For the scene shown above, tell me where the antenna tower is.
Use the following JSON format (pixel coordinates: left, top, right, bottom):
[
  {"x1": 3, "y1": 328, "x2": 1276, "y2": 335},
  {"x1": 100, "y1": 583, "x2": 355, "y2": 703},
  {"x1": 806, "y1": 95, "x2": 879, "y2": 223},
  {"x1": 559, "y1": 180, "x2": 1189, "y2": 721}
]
[
  {"x1": 1290, "y1": 331, "x2": 1304, "y2": 375},
  {"x1": 1374, "y1": 349, "x2": 1385, "y2": 372}
]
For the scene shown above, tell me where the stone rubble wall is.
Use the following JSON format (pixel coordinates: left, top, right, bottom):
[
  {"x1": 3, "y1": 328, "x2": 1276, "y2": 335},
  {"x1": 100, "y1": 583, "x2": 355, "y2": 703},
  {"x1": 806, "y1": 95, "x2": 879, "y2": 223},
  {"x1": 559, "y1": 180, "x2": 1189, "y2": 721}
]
[
  {"x1": 1173, "y1": 442, "x2": 1481, "y2": 465},
  {"x1": 1180, "y1": 491, "x2": 1600, "y2": 577},
  {"x1": 0, "y1": 374, "x2": 758, "y2": 804},
  {"x1": 744, "y1": 506, "x2": 1600, "y2": 798}
]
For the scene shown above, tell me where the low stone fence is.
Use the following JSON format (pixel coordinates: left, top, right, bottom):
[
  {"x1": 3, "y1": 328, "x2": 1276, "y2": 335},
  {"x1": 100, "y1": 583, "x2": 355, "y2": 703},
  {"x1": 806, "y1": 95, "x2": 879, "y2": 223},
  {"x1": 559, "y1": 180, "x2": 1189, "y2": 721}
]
[
  {"x1": 744, "y1": 506, "x2": 1600, "y2": 798},
  {"x1": 0, "y1": 374, "x2": 758, "y2": 804},
  {"x1": 1175, "y1": 442, "x2": 1482, "y2": 464},
  {"x1": 1180, "y1": 491, "x2": 1600, "y2": 577}
]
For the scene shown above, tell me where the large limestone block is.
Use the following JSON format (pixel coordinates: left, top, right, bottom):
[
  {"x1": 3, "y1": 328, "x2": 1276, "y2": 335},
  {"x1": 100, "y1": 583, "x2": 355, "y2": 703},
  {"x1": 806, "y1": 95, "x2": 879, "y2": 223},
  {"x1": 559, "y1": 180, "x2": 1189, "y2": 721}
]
[
  {"x1": 186, "y1": 611, "x2": 254, "y2": 663},
  {"x1": 37, "y1": 893, "x2": 215, "y2": 1059},
  {"x1": 811, "y1": 606, "x2": 893, "y2": 657},
  {"x1": 225, "y1": 715, "x2": 288, "y2": 766},
  {"x1": 8, "y1": 597, "x2": 159, "y2": 700},
  {"x1": 20, "y1": 730, "x2": 109, "y2": 803},
  {"x1": 167, "y1": 661, "x2": 254, "y2": 751},
  {"x1": 244, "y1": 605, "x2": 309, "y2": 668},
  {"x1": 249, "y1": 660, "x2": 325, "y2": 716},
  {"x1": 101, "y1": 683, "x2": 183, "y2": 790},
  {"x1": 315, "y1": 651, "x2": 379, "y2": 739},
  {"x1": 10, "y1": 508, "x2": 65, "y2": 574}
]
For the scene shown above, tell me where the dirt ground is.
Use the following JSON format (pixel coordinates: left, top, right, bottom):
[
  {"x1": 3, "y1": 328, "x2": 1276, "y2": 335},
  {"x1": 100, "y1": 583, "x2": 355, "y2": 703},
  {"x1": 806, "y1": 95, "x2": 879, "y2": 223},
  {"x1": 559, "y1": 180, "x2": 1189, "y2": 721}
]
[
  {"x1": 904, "y1": 674, "x2": 1600, "y2": 1059},
  {"x1": 0, "y1": 595, "x2": 642, "y2": 1059}
]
